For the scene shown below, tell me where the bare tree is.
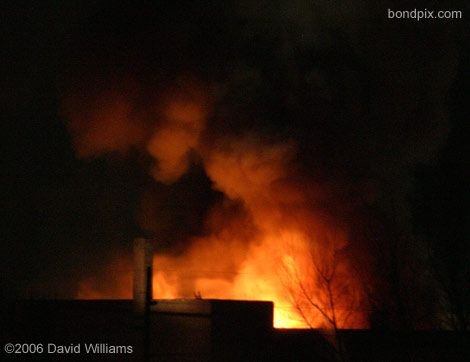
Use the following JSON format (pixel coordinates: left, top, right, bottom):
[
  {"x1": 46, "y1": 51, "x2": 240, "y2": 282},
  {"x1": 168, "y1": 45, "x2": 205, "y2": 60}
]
[
  {"x1": 280, "y1": 237, "x2": 362, "y2": 362},
  {"x1": 424, "y1": 238, "x2": 469, "y2": 331}
]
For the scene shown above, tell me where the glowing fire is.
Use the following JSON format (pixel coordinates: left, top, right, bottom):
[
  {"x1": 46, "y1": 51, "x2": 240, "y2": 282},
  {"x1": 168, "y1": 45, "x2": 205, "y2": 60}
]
[
  {"x1": 78, "y1": 228, "x2": 367, "y2": 329},
  {"x1": 152, "y1": 231, "x2": 312, "y2": 328},
  {"x1": 71, "y1": 79, "x2": 367, "y2": 329}
]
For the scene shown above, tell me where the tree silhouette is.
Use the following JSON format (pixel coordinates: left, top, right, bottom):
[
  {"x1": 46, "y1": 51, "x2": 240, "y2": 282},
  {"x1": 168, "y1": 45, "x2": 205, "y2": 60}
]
[{"x1": 280, "y1": 234, "x2": 363, "y2": 361}]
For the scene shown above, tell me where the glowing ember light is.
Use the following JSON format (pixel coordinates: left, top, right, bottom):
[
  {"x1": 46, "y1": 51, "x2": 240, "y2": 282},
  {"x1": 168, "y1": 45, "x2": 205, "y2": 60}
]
[
  {"x1": 74, "y1": 85, "x2": 367, "y2": 330},
  {"x1": 78, "y1": 230, "x2": 367, "y2": 329}
]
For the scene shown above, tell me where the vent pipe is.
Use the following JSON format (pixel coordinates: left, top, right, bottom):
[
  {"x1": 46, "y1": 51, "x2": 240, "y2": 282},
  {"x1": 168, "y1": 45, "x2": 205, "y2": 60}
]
[{"x1": 133, "y1": 238, "x2": 153, "y2": 315}]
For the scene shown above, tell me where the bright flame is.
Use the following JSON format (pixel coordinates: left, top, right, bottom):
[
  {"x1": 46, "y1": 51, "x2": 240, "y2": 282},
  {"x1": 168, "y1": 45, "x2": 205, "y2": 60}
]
[
  {"x1": 78, "y1": 229, "x2": 367, "y2": 329},
  {"x1": 74, "y1": 87, "x2": 368, "y2": 329},
  {"x1": 150, "y1": 231, "x2": 312, "y2": 328}
]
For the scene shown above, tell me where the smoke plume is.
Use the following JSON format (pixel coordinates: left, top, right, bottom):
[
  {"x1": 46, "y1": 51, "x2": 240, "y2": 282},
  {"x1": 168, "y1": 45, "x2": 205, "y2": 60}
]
[{"x1": 61, "y1": 0, "x2": 461, "y2": 328}]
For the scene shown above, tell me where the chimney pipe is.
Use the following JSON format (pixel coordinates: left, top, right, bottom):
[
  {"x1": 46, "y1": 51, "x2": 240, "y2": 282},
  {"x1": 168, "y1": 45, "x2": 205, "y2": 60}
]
[{"x1": 133, "y1": 238, "x2": 153, "y2": 315}]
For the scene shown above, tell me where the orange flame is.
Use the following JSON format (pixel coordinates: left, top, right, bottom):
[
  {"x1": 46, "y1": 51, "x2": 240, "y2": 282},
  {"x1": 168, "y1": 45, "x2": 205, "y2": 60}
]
[
  {"x1": 74, "y1": 81, "x2": 367, "y2": 329},
  {"x1": 78, "y1": 227, "x2": 367, "y2": 329}
]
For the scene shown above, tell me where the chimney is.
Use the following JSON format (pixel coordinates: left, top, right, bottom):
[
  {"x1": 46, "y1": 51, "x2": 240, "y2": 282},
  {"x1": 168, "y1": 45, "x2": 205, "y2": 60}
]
[{"x1": 133, "y1": 238, "x2": 153, "y2": 315}]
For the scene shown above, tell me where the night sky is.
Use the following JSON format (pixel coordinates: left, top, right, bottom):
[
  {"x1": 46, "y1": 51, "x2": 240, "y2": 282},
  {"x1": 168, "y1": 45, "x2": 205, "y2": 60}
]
[{"x1": 1, "y1": 0, "x2": 468, "y2": 329}]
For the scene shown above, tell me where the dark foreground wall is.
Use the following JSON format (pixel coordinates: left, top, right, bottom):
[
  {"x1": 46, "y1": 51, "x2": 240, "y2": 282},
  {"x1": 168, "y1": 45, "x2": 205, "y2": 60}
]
[
  {"x1": 272, "y1": 329, "x2": 470, "y2": 362},
  {"x1": 1, "y1": 300, "x2": 468, "y2": 361},
  {"x1": 1, "y1": 299, "x2": 273, "y2": 361}
]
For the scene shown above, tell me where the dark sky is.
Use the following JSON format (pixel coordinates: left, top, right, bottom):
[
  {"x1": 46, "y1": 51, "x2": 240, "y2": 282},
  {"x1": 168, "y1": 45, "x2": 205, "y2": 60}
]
[{"x1": 1, "y1": 0, "x2": 468, "y2": 326}]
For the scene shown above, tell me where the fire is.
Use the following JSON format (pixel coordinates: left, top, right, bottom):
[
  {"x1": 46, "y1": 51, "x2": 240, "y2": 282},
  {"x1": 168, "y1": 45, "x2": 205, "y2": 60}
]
[
  {"x1": 150, "y1": 231, "x2": 311, "y2": 328},
  {"x1": 71, "y1": 80, "x2": 368, "y2": 329},
  {"x1": 78, "y1": 228, "x2": 367, "y2": 329}
]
